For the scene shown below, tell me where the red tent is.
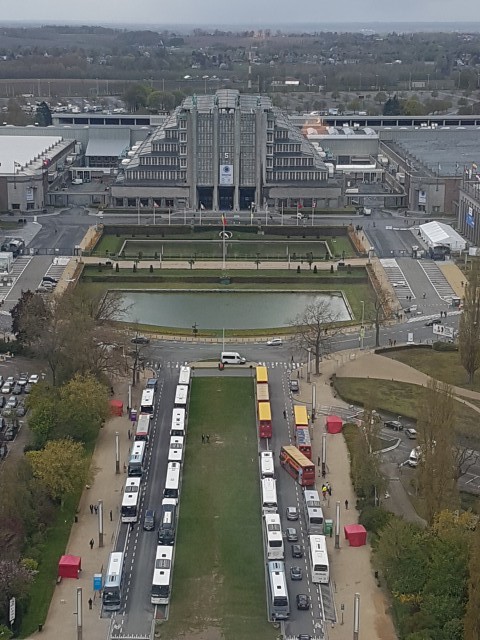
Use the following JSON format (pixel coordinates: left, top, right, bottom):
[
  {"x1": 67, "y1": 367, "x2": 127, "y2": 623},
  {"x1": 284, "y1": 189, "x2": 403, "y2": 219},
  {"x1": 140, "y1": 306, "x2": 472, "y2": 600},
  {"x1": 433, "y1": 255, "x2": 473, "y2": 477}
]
[
  {"x1": 109, "y1": 399, "x2": 123, "y2": 416},
  {"x1": 326, "y1": 415, "x2": 343, "y2": 434},
  {"x1": 58, "y1": 555, "x2": 81, "y2": 579},
  {"x1": 344, "y1": 524, "x2": 367, "y2": 547}
]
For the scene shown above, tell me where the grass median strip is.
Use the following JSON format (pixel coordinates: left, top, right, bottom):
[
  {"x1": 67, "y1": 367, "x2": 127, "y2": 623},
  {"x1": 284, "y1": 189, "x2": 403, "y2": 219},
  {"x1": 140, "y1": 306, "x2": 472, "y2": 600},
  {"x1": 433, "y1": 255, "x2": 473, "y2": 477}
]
[{"x1": 160, "y1": 377, "x2": 275, "y2": 640}]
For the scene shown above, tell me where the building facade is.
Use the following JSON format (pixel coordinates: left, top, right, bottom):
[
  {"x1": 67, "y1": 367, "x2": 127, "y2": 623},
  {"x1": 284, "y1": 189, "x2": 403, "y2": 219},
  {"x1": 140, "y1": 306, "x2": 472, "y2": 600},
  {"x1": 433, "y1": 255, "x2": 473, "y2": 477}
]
[
  {"x1": 112, "y1": 90, "x2": 341, "y2": 211},
  {"x1": 457, "y1": 179, "x2": 480, "y2": 246}
]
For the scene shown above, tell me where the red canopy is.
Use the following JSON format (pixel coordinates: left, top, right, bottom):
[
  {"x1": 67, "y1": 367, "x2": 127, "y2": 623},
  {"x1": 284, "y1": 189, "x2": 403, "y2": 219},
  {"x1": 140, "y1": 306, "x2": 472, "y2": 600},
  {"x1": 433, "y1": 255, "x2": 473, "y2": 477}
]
[
  {"x1": 58, "y1": 555, "x2": 81, "y2": 579},
  {"x1": 344, "y1": 524, "x2": 367, "y2": 547},
  {"x1": 109, "y1": 399, "x2": 123, "y2": 416},
  {"x1": 326, "y1": 415, "x2": 343, "y2": 434}
]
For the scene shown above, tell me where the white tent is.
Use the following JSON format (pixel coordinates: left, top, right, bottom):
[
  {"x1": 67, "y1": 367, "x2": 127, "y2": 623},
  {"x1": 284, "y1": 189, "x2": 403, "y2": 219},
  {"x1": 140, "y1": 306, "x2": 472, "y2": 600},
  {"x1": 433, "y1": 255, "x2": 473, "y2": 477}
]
[{"x1": 419, "y1": 221, "x2": 466, "y2": 252}]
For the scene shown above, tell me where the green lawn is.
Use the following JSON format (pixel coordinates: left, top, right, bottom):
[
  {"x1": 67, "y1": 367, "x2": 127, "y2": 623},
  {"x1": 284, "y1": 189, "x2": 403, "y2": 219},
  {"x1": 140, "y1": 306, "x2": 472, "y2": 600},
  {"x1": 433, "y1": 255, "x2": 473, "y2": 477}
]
[
  {"x1": 92, "y1": 232, "x2": 356, "y2": 260},
  {"x1": 333, "y1": 377, "x2": 480, "y2": 444},
  {"x1": 160, "y1": 378, "x2": 275, "y2": 640},
  {"x1": 386, "y1": 347, "x2": 480, "y2": 392}
]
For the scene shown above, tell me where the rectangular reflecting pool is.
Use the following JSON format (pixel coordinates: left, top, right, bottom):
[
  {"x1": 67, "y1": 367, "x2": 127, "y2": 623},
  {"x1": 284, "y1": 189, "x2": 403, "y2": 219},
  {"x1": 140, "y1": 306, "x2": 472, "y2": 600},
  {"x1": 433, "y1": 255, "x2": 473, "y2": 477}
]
[{"x1": 117, "y1": 290, "x2": 351, "y2": 330}]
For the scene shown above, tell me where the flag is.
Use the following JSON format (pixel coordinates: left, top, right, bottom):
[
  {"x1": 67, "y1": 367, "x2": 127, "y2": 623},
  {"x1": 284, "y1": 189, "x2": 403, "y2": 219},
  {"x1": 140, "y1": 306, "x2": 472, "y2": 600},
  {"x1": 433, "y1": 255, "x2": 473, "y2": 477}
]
[
  {"x1": 221, "y1": 213, "x2": 226, "y2": 226},
  {"x1": 312, "y1": 200, "x2": 317, "y2": 208},
  {"x1": 473, "y1": 163, "x2": 478, "y2": 171},
  {"x1": 200, "y1": 203, "x2": 205, "y2": 211},
  {"x1": 153, "y1": 201, "x2": 159, "y2": 208}
]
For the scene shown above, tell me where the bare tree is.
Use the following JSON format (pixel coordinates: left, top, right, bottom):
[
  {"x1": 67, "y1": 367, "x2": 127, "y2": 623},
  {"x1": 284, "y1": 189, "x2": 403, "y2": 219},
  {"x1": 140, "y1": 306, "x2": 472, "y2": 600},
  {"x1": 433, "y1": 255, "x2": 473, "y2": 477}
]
[
  {"x1": 68, "y1": 288, "x2": 130, "y2": 325},
  {"x1": 452, "y1": 445, "x2": 479, "y2": 481},
  {"x1": 416, "y1": 379, "x2": 459, "y2": 525},
  {"x1": 459, "y1": 261, "x2": 480, "y2": 384},
  {"x1": 290, "y1": 299, "x2": 340, "y2": 374}
]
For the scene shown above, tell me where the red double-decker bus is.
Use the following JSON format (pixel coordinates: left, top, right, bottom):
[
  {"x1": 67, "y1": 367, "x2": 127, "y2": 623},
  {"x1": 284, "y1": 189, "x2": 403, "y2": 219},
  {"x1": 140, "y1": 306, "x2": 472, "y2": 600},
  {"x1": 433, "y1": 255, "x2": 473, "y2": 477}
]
[
  {"x1": 280, "y1": 445, "x2": 315, "y2": 486},
  {"x1": 295, "y1": 427, "x2": 312, "y2": 461},
  {"x1": 258, "y1": 402, "x2": 272, "y2": 439}
]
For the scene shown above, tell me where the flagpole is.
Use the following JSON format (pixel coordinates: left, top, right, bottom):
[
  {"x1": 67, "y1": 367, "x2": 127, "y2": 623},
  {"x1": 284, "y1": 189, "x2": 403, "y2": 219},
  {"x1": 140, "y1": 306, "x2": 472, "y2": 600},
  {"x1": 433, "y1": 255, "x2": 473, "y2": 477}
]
[
  {"x1": 222, "y1": 214, "x2": 226, "y2": 272},
  {"x1": 137, "y1": 199, "x2": 140, "y2": 225},
  {"x1": 281, "y1": 202, "x2": 284, "y2": 226},
  {"x1": 169, "y1": 208, "x2": 171, "y2": 225},
  {"x1": 153, "y1": 203, "x2": 155, "y2": 225},
  {"x1": 312, "y1": 201, "x2": 315, "y2": 227}
]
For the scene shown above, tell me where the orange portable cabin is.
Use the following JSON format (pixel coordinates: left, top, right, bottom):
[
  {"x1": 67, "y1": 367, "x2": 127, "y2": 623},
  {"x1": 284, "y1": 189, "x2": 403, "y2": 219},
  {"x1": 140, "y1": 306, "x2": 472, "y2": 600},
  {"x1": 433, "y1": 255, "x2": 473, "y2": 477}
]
[
  {"x1": 326, "y1": 415, "x2": 343, "y2": 434},
  {"x1": 258, "y1": 401, "x2": 272, "y2": 438},
  {"x1": 295, "y1": 426, "x2": 312, "y2": 460}
]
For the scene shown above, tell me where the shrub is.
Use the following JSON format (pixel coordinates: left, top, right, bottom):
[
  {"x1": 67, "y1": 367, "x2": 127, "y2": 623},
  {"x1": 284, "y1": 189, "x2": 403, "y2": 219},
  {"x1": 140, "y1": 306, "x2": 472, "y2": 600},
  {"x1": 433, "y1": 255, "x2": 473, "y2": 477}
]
[
  {"x1": 359, "y1": 505, "x2": 391, "y2": 535},
  {"x1": 432, "y1": 341, "x2": 458, "y2": 352}
]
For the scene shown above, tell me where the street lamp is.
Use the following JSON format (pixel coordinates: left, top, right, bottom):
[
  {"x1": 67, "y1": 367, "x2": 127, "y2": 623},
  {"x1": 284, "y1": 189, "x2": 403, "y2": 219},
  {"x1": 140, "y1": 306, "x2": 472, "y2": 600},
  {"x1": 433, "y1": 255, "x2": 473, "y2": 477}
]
[{"x1": 360, "y1": 300, "x2": 365, "y2": 350}]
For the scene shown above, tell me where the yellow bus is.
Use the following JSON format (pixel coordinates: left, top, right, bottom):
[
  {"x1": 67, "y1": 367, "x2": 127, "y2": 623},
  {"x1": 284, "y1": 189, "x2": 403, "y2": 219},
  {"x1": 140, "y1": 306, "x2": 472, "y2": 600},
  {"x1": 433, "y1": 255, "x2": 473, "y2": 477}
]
[
  {"x1": 257, "y1": 383, "x2": 270, "y2": 403},
  {"x1": 294, "y1": 405, "x2": 309, "y2": 428},
  {"x1": 256, "y1": 365, "x2": 269, "y2": 384}
]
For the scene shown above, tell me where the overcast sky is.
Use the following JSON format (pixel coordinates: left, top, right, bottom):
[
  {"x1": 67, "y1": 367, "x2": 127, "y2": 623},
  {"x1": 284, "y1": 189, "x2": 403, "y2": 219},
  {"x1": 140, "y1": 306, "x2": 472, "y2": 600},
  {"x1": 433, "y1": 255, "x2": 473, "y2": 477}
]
[{"x1": 3, "y1": 0, "x2": 480, "y2": 26}]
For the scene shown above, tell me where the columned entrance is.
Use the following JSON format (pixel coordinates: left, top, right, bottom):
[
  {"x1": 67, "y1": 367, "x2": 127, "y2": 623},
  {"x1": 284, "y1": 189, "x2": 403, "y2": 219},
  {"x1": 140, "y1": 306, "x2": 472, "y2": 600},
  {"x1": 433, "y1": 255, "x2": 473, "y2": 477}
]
[{"x1": 218, "y1": 187, "x2": 234, "y2": 211}]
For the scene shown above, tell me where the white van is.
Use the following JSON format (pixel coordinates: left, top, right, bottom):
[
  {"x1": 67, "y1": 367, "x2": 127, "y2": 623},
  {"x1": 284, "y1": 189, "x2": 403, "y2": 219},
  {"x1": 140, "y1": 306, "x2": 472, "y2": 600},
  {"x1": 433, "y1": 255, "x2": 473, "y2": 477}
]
[
  {"x1": 409, "y1": 447, "x2": 421, "y2": 467},
  {"x1": 220, "y1": 351, "x2": 246, "y2": 365},
  {"x1": 260, "y1": 451, "x2": 275, "y2": 478}
]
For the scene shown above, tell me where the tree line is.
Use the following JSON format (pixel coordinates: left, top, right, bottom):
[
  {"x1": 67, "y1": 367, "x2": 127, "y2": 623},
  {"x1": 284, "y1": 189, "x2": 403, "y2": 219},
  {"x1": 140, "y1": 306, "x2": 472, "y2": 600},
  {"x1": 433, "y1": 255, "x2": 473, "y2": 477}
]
[{"x1": 0, "y1": 288, "x2": 129, "y2": 634}]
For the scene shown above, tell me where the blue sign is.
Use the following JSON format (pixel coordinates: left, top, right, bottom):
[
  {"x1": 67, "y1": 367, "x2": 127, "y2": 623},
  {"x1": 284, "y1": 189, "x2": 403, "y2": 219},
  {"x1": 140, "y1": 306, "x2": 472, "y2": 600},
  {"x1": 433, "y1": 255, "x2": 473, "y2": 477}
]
[
  {"x1": 466, "y1": 207, "x2": 475, "y2": 228},
  {"x1": 93, "y1": 573, "x2": 102, "y2": 591}
]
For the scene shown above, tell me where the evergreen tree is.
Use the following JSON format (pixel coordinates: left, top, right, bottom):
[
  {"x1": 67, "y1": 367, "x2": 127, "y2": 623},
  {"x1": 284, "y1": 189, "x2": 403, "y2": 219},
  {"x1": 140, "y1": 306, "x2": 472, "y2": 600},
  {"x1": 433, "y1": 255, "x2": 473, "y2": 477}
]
[{"x1": 35, "y1": 101, "x2": 52, "y2": 127}]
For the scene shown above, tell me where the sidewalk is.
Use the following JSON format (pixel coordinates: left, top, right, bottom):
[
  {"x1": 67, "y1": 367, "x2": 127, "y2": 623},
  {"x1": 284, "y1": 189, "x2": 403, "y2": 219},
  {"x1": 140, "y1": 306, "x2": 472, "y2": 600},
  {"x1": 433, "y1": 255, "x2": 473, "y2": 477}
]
[
  {"x1": 295, "y1": 352, "x2": 397, "y2": 640},
  {"x1": 29, "y1": 373, "x2": 149, "y2": 640}
]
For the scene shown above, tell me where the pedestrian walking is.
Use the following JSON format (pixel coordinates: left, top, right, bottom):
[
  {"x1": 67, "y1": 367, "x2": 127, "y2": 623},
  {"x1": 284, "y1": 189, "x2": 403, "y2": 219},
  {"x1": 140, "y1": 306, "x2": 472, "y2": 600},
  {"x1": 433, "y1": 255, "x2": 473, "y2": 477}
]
[
  {"x1": 317, "y1": 456, "x2": 320, "y2": 467},
  {"x1": 89, "y1": 504, "x2": 94, "y2": 514},
  {"x1": 123, "y1": 462, "x2": 126, "y2": 473},
  {"x1": 345, "y1": 499, "x2": 349, "y2": 510},
  {"x1": 327, "y1": 482, "x2": 332, "y2": 496},
  {"x1": 130, "y1": 522, "x2": 134, "y2": 531},
  {"x1": 110, "y1": 386, "x2": 114, "y2": 396},
  {"x1": 423, "y1": 292, "x2": 426, "y2": 299},
  {"x1": 88, "y1": 598, "x2": 93, "y2": 610},
  {"x1": 393, "y1": 339, "x2": 396, "y2": 346},
  {"x1": 94, "y1": 505, "x2": 98, "y2": 515},
  {"x1": 206, "y1": 434, "x2": 210, "y2": 443},
  {"x1": 201, "y1": 434, "x2": 205, "y2": 444},
  {"x1": 321, "y1": 467, "x2": 326, "y2": 478},
  {"x1": 109, "y1": 510, "x2": 113, "y2": 522},
  {"x1": 128, "y1": 429, "x2": 131, "y2": 440},
  {"x1": 89, "y1": 538, "x2": 94, "y2": 550},
  {"x1": 283, "y1": 409, "x2": 287, "y2": 419}
]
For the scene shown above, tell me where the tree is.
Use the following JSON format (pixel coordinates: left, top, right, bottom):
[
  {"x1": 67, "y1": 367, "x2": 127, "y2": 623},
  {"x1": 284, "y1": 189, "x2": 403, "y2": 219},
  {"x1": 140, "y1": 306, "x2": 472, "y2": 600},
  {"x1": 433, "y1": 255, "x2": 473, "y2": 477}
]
[
  {"x1": 464, "y1": 524, "x2": 480, "y2": 639},
  {"x1": 374, "y1": 91, "x2": 387, "y2": 104},
  {"x1": 383, "y1": 94, "x2": 402, "y2": 116},
  {"x1": 35, "y1": 101, "x2": 52, "y2": 127},
  {"x1": 26, "y1": 439, "x2": 88, "y2": 504},
  {"x1": 123, "y1": 83, "x2": 149, "y2": 112},
  {"x1": 290, "y1": 299, "x2": 340, "y2": 374},
  {"x1": 26, "y1": 383, "x2": 59, "y2": 447},
  {"x1": 459, "y1": 261, "x2": 480, "y2": 384},
  {"x1": 11, "y1": 290, "x2": 50, "y2": 346},
  {"x1": 416, "y1": 380, "x2": 458, "y2": 525},
  {"x1": 57, "y1": 374, "x2": 109, "y2": 443},
  {"x1": 0, "y1": 560, "x2": 33, "y2": 623}
]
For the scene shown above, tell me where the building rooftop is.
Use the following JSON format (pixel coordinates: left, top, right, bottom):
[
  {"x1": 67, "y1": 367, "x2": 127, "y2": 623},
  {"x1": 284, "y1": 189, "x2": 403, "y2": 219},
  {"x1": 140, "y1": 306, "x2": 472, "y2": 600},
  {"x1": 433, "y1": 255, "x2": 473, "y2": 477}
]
[
  {"x1": 181, "y1": 89, "x2": 272, "y2": 112},
  {"x1": 383, "y1": 129, "x2": 480, "y2": 177},
  {"x1": 0, "y1": 135, "x2": 69, "y2": 175}
]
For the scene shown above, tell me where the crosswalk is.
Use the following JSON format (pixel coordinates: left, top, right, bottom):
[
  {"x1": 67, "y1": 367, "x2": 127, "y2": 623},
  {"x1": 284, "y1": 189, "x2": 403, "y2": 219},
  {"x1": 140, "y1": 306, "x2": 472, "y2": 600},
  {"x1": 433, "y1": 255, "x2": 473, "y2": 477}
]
[
  {"x1": 162, "y1": 361, "x2": 304, "y2": 370},
  {"x1": 38, "y1": 256, "x2": 70, "y2": 289},
  {"x1": 0, "y1": 256, "x2": 31, "y2": 301}
]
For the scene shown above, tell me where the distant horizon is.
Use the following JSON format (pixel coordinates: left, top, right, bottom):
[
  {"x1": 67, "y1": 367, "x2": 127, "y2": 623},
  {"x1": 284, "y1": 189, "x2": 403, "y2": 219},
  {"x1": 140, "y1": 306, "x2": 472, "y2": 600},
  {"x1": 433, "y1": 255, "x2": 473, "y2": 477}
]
[{"x1": 1, "y1": 20, "x2": 480, "y2": 34}]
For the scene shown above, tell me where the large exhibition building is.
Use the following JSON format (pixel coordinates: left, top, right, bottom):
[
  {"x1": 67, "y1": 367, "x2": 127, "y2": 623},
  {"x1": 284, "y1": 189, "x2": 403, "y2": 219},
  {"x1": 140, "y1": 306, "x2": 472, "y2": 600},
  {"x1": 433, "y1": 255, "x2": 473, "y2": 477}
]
[{"x1": 111, "y1": 89, "x2": 342, "y2": 211}]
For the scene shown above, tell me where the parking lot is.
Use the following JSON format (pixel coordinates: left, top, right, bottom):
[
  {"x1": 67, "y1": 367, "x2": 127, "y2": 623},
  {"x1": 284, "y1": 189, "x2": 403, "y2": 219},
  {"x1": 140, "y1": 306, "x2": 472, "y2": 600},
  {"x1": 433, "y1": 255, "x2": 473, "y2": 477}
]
[{"x1": 0, "y1": 356, "x2": 45, "y2": 456}]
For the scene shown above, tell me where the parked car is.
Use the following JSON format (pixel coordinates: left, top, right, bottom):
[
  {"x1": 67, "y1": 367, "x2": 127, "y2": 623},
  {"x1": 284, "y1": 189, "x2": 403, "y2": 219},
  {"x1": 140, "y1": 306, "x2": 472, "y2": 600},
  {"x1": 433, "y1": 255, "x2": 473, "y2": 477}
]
[
  {"x1": 384, "y1": 420, "x2": 403, "y2": 431},
  {"x1": 405, "y1": 428, "x2": 417, "y2": 439},
  {"x1": 290, "y1": 566, "x2": 303, "y2": 581},
  {"x1": 7, "y1": 396, "x2": 17, "y2": 408},
  {"x1": 296, "y1": 594, "x2": 310, "y2": 610},
  {"x1": 0, "y1": 396, "x2": 5, "y2": 408},
  {"x1": 0, "y1": 375, "x2": 4, "y2": 387},
  {"x1": 16, "y1": 403, "x2": 26, "y2": 417},
  {"x1": 28, "y1": 374, "x2": 39, "y2": 385},
  {"x1": 12, "y1": 383, "x2": 22, "y2": 395},
  {"x1": 286, "y1": 506, "x2": 299, "y2": 521},
  {"x1": 131, "y1": 335, "x2": 150, "y2": 345},
  {"x1": 5, "y1": 376, "x2": 14, "y2": 385},
  {"x1": 17, "y1": 373, "x2": 28, "y2": 387},
  {"x1": 291, "y1": 544, "x2": 303, "y2": 558},
  {"x1": 289, "y1": 379, "x2": 299, "y2": 393},
  {"x1": 286, "y1": 527, "x2": 298, "y2": 542},
  {"x1": 267, "y1": 338, "x2": 283, "y2": 346},
  {"x1": 42, "y1": 276, "x2": 58, "y2": 284},
  {"x1": 24, "y1": 383, "x2": 33, "y2": 394},
  {"x1": 425, "y1": 318, "x2": 442, "y2": 327}
]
